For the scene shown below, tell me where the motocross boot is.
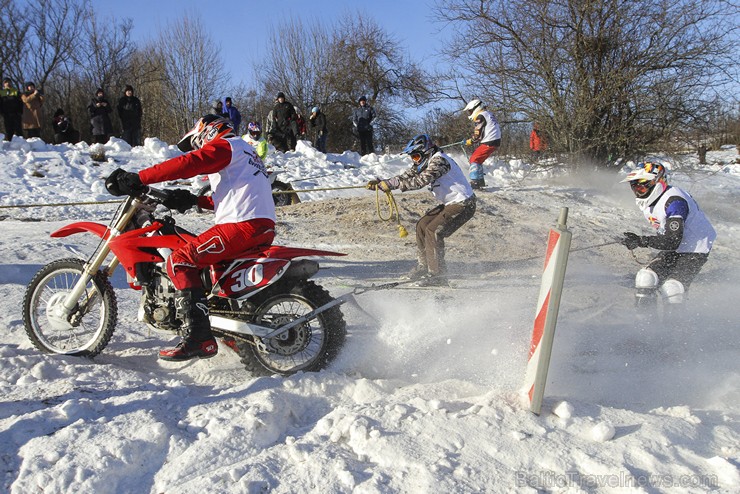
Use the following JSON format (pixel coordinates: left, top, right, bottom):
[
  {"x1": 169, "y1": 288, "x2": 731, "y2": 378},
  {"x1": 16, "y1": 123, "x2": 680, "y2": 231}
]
[
  {"x1": 159, "y1": 287, "x2": 218, "y2": 361},
  {"x1": 402, "y1": 263, "x2": 429, "y2": 281},
  {"x1": 469, "y1": 178, "x2": 486, "y2": 190}
]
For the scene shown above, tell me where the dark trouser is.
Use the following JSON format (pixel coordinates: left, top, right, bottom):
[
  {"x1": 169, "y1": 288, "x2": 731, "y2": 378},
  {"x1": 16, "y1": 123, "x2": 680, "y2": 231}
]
[
  {"x1": 121, "y1": 127, "x2": 141, "y2": 146},
  {"x1": 54, "y1": 129, "x2": 80, "y2": 144},
  {"x1": 3, "y1": 114, "x2": 22, "y2": 141},
  {"x1": 24, "y1": 127, "x2": 41, "y2": 139},
  {"x1": 314, "y1": 133, "x2": 327, "y2": 153},
  {"x1": 647, "y1": 251, "x2": 709, "y2": 288},
  {"x1": 358, "y1": 130, "x2": 373, "y2": 155},
  {"x1": 415, "y1": 196, "x2": 477, "y2": 276}
]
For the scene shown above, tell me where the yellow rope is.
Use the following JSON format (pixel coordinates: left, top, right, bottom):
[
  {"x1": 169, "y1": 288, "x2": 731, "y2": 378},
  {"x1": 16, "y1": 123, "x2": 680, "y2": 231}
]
[{"x1": 374, "y1": 188, "x2": 408, "y2": 238}]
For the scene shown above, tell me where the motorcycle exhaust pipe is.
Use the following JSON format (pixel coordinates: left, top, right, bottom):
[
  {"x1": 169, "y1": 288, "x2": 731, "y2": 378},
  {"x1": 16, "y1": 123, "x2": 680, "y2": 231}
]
[{"x1": 282, "y1": 259, "x2": 319, "y2": 280}]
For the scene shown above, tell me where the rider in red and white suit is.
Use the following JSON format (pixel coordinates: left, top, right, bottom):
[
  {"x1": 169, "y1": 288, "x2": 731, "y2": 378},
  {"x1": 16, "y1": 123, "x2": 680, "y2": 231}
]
[{"x1": 106, "y1": 115, "x2": 276, "y2": 361}]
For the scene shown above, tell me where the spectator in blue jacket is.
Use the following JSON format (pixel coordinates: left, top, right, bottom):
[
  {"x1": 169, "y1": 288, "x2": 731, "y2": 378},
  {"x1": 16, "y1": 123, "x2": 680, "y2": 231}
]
[{"x1": 222, "y1": 97, "x2": 242, "y2": 134}]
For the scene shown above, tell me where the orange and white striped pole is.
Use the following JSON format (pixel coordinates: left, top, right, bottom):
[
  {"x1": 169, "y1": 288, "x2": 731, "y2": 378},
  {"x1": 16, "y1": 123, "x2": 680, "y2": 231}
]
[{"x1": 524, "y1": 207, "x2": 572, "y2": 415}]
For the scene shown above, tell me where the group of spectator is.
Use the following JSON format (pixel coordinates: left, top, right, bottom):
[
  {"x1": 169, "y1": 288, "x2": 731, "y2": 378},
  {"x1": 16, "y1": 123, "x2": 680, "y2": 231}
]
[
  {"x1": 0, "y1": 79, "x2": 143, "y2": 147},
  {"x1": 1, "y1": 81, "x2": 383, "y2": 156},
  {"x1": 87, "y1": 85, "x2": 143, "y2": 146},
  {"x1": 0, "y1": 79, "x2": 43, "y2": 141},
  {"x1": 244, "y1": 91, "x2": 374, "y2": 156}
]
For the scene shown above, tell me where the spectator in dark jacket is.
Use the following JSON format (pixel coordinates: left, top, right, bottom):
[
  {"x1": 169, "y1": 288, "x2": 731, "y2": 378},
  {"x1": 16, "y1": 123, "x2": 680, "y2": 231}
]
[
  {"x1": 222, "y1": 97, "x2": 242, "y2": 134},
  {"x1": 309, "y1": 106, "x2": 327, "y2": 153},
  {"x1": 212, "y1": 99, "x2": 229, "y2": 119},
  {"x1": 352, "y1": 95, "x2": 376, "y2": 155},
  {"x1": 52, "y1": 108, "x2": 80, "y2": 144},
  {"x1": 0, "y1": 78, "x2": 23, "y2": 141},
  {"x1": 117, "y1": 85, "x2": 143, "y2": 146},
  {"x1": 270, "y1": 92, "x2": 297, "y2": 152},
  {"x1": 88, "y1": 88, "x2": 113, "y2": 144}
]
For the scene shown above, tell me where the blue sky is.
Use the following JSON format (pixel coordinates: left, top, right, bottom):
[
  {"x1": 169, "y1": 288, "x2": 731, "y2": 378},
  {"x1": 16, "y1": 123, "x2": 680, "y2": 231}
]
[{"x1": 95, "y1": 0, "x2": 452, "y2": 87}]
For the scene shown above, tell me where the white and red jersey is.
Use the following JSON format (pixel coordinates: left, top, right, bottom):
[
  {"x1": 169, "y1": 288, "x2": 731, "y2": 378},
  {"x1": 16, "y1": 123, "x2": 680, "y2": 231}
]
[{"x1": 139, "y1": 137, "x2": 276, "y2": 224}]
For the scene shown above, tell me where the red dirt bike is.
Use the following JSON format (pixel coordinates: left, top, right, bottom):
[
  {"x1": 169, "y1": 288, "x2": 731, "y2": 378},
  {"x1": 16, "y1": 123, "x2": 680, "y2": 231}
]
[{"x1": 22, "y1": 187, "x2": 348, "y2": 375}]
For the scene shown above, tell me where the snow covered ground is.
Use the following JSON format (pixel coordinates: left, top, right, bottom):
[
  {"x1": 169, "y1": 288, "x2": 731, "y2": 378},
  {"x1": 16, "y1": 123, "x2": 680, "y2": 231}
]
[{"x1": 0, "y1": 135, "x2": 738, "y2": 493}]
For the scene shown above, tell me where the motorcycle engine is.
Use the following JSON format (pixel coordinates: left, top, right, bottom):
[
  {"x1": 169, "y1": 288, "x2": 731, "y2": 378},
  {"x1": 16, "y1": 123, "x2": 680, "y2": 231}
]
[{"x1": 140, "y1": 267, "x2": 179, "y2": 331}]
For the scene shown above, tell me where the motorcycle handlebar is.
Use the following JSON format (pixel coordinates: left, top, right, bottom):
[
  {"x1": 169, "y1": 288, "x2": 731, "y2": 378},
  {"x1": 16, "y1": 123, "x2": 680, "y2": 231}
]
[{"x1": 143, "y1": 186, "x2": 170, "y2": 202}]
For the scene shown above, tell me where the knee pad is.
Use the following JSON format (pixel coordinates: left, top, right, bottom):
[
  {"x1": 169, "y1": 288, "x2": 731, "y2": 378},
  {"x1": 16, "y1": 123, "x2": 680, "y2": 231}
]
[
  {"x1": 659, "y1": 279, "x2": 685, "y2": 304},
  {"x1": 635, "y1": 268, "x2": 659, "y2": 290}
]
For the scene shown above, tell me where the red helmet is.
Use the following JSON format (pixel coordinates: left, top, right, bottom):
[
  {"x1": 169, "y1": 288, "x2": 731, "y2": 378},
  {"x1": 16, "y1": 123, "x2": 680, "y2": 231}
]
[{"x1": 177, "y1": 114, "x2": 235, "y2": 152}]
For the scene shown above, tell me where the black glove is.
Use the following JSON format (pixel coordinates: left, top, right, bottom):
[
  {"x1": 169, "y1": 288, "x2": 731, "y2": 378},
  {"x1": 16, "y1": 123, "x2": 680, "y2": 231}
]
[
  {"x1": 621, "y1": 232, "x2": 649, "y2": 250},
  {"x1": 105, "y1": 168, "x2": 145, "y2": 196},
  {"x1": 162, "y1": 189, "x2": 198, "y2": 213}
]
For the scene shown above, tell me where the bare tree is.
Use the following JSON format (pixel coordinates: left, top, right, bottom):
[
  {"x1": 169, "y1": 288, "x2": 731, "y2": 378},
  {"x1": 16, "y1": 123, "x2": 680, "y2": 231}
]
[
  {"x1": 259, "y1": 18, "x2": 332, "y2": 113},
  {"x1": 75, "y1": 8, "x2": 134, "y2": 93},
  {"x1": 153, "y1": 16, "x2": 228, "y2": 142},
  {"x1": 436, "y1": 0, "x2": 739, "y2": 165},
  {"x1": 0, "y1": 0, "x2": 29, "y2": 85},
  {"x1": 257, "y1": 12, "x2": 434, "y2": 153},
  {"x1": 18, "y1": 0, "x2": 86, "y2": 88}
]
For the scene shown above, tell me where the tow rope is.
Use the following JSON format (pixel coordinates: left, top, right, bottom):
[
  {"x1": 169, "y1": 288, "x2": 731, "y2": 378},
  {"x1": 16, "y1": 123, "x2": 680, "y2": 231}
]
[
  {"x1": 274, "y1": 185, "x2": 408, "y2": 238},
  {"x1": 2, "y1": 184, "x2": 409, "y2": 238}
]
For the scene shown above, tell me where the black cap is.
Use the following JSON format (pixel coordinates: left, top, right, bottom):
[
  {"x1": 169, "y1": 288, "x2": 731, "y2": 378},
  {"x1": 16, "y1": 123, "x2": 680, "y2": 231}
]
[
  {"x1": 124, "y1": 85, "x2": 134, "y2": 92},
  {"x1": 25, "y1": 81, "x2": 35, "y2": 88},
  {"x1": 96, "y1": 87, "x2": 104, "y2": 95},
  {"x1": 358, "y1": 95, "x2": 367, "y2": 102},
  {"x1": 277, "y1": 92, "x2": 285, "y2": 99}
]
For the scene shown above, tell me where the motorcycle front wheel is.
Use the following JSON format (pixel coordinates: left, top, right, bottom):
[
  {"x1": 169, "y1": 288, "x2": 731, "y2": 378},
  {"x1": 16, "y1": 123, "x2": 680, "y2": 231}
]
[
  {"x1": 238, "y1": 281, "x2": 346, "y2": 375},
  {"x1": 23, "y1": 258, "x2": 118, "y2": 357}
]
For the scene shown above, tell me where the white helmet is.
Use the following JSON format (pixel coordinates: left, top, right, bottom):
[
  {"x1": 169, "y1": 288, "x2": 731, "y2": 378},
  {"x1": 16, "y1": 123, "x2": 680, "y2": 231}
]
[
  {"x1": 463, "y1": 99, "x2": 483, "y2": 120},
  {"x1": 621, "y1": 161, "x2": 668, "y2": 207}
]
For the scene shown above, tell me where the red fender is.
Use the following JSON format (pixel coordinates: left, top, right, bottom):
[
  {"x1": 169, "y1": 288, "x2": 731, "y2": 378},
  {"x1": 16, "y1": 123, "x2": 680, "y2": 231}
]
[
  {"x1": 256, "y1": 245, "x2": 347, "y2": 259},
  {"x1": 51, "y1": 222, "x2": 112, "y2": 240}
]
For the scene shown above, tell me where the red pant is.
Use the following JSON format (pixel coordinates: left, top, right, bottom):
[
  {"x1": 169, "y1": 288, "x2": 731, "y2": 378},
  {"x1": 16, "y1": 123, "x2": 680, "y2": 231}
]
[
  {"x1": 167, "y1": 218, "x2": 275, "y2": 290},
  {"x1": 469, "y1": 143, "x2": 499, "y2": 164}
]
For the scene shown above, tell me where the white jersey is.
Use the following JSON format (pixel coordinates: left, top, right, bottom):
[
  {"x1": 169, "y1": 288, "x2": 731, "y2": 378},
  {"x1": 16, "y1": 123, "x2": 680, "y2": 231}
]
[
  {"x1": 429, "y1": 151, "x2": 475, "y2": 204},
  {"x1": 209, "y1": 138, "x2": 276, "y2": 224},
  {"x1": 472, "y1": 109, "x2": 501, "y2": 143},
  {"x1": 641, "y1": 186, "x2": 715, "y2": 254}
]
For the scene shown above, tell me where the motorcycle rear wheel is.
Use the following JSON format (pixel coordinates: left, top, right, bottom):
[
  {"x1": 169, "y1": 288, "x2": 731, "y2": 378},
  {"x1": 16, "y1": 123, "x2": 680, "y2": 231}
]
[
  {"x1": 271, "y1": 181, "x2": 300, "y2": 207},
  {"x1": 197, "y1": 182, "x2": 299, "y2": 209},
  {"x1": 238, "y1": 281, "x2": 346, "y2": 375},
  {"x1": 23, "y1": 258, "x2": 118, "y2": 357}
]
